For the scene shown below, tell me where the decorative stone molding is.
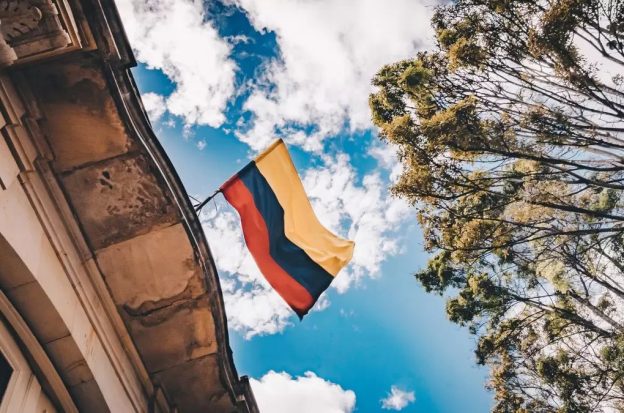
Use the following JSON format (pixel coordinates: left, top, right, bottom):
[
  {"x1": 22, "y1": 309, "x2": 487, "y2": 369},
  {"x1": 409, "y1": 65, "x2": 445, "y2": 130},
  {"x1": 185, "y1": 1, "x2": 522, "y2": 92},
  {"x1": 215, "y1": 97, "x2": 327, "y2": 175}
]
[
  {"x1": 0, "y1": 0, "x2": 85, "y2": 68},
  {"x1": 0, "y1": 1, "x2": 43, "y2": 42}
]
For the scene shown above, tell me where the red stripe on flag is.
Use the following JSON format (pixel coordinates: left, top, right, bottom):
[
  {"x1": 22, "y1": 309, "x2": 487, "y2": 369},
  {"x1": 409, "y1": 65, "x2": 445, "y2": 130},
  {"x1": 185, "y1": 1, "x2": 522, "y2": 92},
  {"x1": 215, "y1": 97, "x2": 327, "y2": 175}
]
[{"x1": 222, "y1": 176, "x2": 315, "y2": 316}]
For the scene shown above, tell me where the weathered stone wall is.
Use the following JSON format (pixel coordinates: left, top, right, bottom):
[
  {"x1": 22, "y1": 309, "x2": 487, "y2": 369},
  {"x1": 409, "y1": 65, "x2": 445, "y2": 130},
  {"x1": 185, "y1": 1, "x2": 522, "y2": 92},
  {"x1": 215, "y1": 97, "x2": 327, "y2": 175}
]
[{"x1": 0, "y1": 0, "x2": 258, "y2": 411}]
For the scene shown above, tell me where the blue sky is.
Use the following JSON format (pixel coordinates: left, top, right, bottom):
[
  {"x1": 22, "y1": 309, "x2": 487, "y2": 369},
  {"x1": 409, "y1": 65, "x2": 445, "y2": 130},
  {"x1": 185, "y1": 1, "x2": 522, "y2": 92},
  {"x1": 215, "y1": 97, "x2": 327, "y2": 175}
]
[{"x1": 119, "y1": 0, "x2": 493, "y2": 411}]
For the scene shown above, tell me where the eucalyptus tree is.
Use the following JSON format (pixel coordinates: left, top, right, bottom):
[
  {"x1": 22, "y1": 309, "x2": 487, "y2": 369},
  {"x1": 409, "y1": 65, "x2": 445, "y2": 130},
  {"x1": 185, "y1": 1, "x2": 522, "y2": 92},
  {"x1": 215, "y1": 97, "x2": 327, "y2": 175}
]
[{"x1": 370, "y1": 0, "x2": 624, "y2": 410}]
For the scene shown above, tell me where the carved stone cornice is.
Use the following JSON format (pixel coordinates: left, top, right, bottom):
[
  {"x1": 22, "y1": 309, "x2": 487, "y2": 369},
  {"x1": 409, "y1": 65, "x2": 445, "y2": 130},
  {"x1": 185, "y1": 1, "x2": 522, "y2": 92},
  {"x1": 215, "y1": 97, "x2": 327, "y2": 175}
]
[
  {"x1": 0, "y1": 0, "x2": 86, "y2": 69},
  {"x1": 0, "y1": 1, "x2": 44, "y2": 42}
]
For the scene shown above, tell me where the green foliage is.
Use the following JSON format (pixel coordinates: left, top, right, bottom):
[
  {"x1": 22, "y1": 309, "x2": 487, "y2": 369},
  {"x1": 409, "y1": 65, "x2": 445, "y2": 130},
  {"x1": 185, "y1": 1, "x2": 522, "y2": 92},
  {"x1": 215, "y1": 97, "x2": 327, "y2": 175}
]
[
  {"x1": 415, "y1": 251, "x2": 462, "y2": 294},
  {"x1": 370, "y1": 0, "x2": 624, "y2": 409},
  {"x1": 447, "y1": 38, "x2": 486, "y2": 69}
]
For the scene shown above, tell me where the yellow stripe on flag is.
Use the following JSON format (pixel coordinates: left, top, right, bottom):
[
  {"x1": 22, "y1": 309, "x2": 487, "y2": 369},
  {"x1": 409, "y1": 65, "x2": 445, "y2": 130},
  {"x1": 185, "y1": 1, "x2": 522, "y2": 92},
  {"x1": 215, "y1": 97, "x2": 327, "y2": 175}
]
[{"x1": 255, "y1": 140, "x2": 354, "y2": 276}]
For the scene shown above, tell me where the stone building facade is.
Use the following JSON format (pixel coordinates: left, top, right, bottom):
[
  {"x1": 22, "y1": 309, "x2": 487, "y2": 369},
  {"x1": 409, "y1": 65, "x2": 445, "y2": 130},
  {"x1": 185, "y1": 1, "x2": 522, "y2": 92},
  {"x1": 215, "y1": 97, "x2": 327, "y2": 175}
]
[{"x1": 0, "y1": 0, "x2": 258, "y2": 411}]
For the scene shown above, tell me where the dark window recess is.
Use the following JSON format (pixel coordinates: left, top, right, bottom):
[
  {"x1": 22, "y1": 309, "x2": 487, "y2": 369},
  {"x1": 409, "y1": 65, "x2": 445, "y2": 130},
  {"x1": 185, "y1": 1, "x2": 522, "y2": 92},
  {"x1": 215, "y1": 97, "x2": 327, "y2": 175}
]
[{"x1": 0, "y1": 352, "x2": 12, "y2": 402}]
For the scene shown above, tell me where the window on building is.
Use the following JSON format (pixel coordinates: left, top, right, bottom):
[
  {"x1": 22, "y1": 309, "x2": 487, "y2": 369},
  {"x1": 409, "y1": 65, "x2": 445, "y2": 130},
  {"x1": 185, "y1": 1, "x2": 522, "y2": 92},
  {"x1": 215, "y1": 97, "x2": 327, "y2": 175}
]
[{"x1": 0, "y1": 352, "x2": 12, "y2": 403}]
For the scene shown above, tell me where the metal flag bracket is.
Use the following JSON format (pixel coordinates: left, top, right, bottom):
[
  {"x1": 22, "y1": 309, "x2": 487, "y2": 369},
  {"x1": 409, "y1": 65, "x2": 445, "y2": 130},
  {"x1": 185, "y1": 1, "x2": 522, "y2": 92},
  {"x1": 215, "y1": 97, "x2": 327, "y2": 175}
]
[{"x1": 193, "y1": 189, "x2": 222, "y2": 213}]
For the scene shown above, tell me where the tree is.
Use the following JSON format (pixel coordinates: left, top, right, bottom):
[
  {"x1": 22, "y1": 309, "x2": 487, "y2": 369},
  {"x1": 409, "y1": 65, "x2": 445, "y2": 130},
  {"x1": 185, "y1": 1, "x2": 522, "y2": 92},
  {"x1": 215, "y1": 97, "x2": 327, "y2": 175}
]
[{"x1": 370, "y1": 0, "x2": 624, "y2": 410}]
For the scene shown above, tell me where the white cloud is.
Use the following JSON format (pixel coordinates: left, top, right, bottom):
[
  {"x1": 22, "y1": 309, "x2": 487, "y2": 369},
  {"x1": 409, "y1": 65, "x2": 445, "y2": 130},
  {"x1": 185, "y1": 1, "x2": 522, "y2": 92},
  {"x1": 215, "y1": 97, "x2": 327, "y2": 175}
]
[
  {"x1": 229, "y1": 0, "x2": 436, "y2": 151},
  {"x1": 141, "y1": 92, "x2": 166, "y2": 122},
  {"x1": 370, "y1": 142, "x2": 403, "y2": 184},
  {"x1": 251, "y1": 371, "x2": 356, "y2": 413},
  {"x1": 163, "y1": 118, "x2": 176, "y2": 129},
  {"x1": 381, "y1": 386, "x2": 415, "y2": 411},
  {"x1": 225, "y1": 34, "x2": 253, "y2": 45},
  {"x1": 196, "y1": 140, "x2": 207, "y2": 150},
  {"x1": 117, "y1": 0, "x2": 236, "y2": 127}
]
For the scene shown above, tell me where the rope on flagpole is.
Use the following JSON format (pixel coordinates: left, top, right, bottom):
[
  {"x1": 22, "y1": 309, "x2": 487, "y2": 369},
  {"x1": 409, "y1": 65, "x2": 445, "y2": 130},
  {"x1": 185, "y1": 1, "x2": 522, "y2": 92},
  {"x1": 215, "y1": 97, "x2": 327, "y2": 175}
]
[{"x1": 194, "y1": 189, "x2": 222, "y2": 213}]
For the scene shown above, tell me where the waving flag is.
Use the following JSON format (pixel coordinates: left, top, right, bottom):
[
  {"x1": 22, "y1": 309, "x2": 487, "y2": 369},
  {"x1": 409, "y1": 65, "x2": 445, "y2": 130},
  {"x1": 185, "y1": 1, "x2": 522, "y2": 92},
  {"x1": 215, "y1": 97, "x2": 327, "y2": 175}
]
[{"x1": 221, "y1": 139, "x2": 354, "y2": 318}]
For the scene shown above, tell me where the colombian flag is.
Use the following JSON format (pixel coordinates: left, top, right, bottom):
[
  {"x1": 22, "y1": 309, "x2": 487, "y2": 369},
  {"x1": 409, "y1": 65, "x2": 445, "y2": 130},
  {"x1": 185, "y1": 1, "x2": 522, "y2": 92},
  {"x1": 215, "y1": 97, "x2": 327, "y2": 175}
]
[{"x1": 221, "y1": 139, "x2": 355, "y2": 318}]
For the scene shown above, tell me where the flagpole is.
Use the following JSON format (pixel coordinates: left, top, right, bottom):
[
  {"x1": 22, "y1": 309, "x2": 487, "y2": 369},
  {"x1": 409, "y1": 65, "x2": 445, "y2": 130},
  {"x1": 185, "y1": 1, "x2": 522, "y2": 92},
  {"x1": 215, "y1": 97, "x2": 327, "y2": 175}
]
[
  {"x1": 193, "y1": 138, "x2": 283, "y2": 213},
  {"x1": 194, "y1": 189, "x2": 221, "y2": 212}
]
